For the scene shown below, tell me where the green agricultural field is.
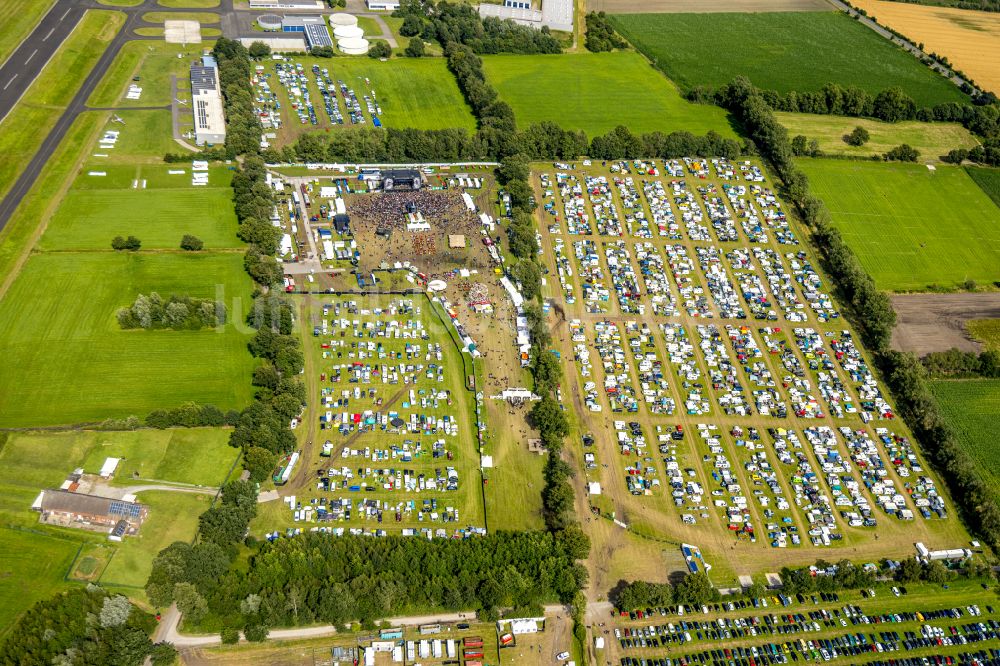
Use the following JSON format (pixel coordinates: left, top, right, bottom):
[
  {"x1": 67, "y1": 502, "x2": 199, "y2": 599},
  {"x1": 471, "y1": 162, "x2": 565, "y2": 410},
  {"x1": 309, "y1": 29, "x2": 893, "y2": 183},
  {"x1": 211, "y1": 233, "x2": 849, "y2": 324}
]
[
  {"x1": 99, "y1": 490, "x2": 212, "y2": 588},
  {"x1": 0, "y1": 252, "x2": 257, "y2": 428},
  {"x1": 611, "y1": 12, "x2": 968, "y2": 107},
  {"x1": 967, "y1": 166, "x2": 1000, "y2": 209},
  {"x1": 38, "y1": 187, "x2": 240, "y2": 251},
  {"x1": 481, "y1": 52, "x2": 737, "y2": 138},
  {"x1": 799, "y1": 159, "x2": 1000, "y2": 291},
  {"x1": 776, "y1": 112, "x2": 978, "y2": 160},
  {"x1": 90, "y1": 41, "x2": 207, "y2": 109},
  {"x1": 0, "y1": 10, "x2": 124, "y2": 202},
  {"x1": 0, "y1": 0, "x2": 56, "y2": 67},
  {"x1": 0, "y1": 529, "x2": 80, "y2": 639},
  {"x1": 931, "y1": 379, "x2": 1000, "y2": 495},
  {"x1": 968, "y1": 319, "x2": 1000, "y2": 350}
]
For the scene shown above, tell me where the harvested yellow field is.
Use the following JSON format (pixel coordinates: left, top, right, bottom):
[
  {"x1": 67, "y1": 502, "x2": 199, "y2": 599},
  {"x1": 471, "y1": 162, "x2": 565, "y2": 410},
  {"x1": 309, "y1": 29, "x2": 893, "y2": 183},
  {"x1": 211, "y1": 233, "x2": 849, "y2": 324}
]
[{"x1": 852, "y1": 0, "x2": 1000, "y2": 94}]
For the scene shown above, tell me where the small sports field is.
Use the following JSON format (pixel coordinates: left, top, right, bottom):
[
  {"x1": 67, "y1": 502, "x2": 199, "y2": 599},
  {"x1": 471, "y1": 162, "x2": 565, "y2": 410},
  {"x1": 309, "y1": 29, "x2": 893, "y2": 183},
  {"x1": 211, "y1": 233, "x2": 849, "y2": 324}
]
[
  {"x1": 611, "y1": 12, "x2": 968, "y2": 107},
  {"x1": 800, "y1": 159, "x2": 1000, "y2": 291},
  {"x1": 481, "y1": 52, "x2": 737, "y2": 138}
]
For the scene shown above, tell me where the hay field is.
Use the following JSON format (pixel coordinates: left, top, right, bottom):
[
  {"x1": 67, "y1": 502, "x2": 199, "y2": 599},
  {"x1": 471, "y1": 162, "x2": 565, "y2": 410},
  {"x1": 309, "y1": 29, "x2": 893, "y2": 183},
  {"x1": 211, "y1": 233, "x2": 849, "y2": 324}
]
[
  {"x1": 800, "y1": 158, "x2": 1000, "y2": 291},
  {"x1": 775, "y1": 112, "x2": 979, "y2": 160},
  {"x1": 610, "y1": 11, "x2": 968, "y2": 107},
  {"x1": 850, "y1": 0, "x2": 1000, "y2": 94},
  {"x1": 481, "y1": 52, "x2": 737, "y2": 138}
]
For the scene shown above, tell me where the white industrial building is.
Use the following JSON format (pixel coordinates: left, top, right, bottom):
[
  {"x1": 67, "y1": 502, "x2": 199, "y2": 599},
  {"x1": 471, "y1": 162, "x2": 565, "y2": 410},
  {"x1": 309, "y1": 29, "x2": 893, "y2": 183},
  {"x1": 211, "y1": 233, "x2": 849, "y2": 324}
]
[
  {"x1": 478, "y1": 0, "x2": 573, "y2": 32},
  {"x1": 365, "y1": 0, "x2": 400, "y2": 9},
  {"x1": 248, "y1": 0, "x2": 322, "y2": 8},
  {"x1": 190, "y1": 56, "x2": 226, "y2": 146}
]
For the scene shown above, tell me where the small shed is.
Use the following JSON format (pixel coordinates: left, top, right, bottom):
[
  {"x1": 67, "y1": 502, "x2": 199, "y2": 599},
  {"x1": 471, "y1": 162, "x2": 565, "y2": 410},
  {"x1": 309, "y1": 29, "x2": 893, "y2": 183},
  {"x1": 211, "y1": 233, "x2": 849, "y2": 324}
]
[{"x1": 100, "y1": 458, "x2": 121, "y2": 479}]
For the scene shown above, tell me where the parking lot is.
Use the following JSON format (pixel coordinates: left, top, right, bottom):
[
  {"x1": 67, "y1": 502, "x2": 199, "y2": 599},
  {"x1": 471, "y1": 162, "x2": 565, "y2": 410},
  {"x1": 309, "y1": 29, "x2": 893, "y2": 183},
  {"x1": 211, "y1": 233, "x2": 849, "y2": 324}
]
[{"x1": 534, "y1": 159, "x2": 970, "y2": 586}]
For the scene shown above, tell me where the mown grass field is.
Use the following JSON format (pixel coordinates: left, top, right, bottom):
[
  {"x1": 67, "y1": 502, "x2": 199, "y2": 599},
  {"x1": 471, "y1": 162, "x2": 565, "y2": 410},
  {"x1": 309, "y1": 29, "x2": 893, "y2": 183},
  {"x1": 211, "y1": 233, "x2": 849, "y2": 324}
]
[
  {"x1": 141, "y1": 11, "x2": 220, "y2": 23},
  {"x1": 799, "y1": 158, "x2": 1000, "y2": 291},
  {"x1": 100, "y1": 490, "x2": 212, "y2": 587},
  {"x1": 268, "y1": 56, "x2": 475, "y2": 145},
  {"x1": 610, "y1": 11, "x2": 968, "y2": 107},
  {"x1": 931, "y1": 379, "x2": 1000, "y2": 495},
  {"x1": 0, "y1": 0, "x2": 56, "y2": 67},
  {"x1": 89, "y1": 40, "x2": 206, "y2": 109},
  {"x1": 775, "y1": 112, "x2": 978, "y2": 160},
  {"x1": 0, "y1": 529, "x2": 80, "y2": 639},
  {"x1": 0, "y1": 251, "x2": 257, "y2": 427},
  {"x1": 38, "y1": 186, "x2": 240, "y2": 251},
  {"x1": 481, "y1": 52, "x2": 737, "y2": 138},
  {"x1": 967, "y1": 166, "x2": 1000, "y2": 208},
  {"x1": 0, "y1": 10, "x2": 124, "y2": 202},
  {"x1": 158, "y1": 0, "x2": 219, "y2": 7}
]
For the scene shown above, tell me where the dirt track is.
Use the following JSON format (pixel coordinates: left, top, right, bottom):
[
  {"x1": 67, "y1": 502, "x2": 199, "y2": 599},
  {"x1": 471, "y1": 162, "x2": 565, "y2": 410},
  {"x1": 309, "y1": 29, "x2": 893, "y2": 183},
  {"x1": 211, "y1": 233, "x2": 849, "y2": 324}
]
[
  {"x1": 891, "y1": 292, "x2": 1000, "y2": 354},
  {"x1": 587, "y1": 0, "x2": 832, "y2": 13}
]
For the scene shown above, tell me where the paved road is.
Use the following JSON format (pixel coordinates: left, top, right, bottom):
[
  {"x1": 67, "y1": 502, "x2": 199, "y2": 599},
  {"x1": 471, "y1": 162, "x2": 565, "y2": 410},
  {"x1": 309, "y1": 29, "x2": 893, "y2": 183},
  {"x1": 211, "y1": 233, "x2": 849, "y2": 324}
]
[{"x1": 0, "y1": 2, "x2": 87, "y2": 124}]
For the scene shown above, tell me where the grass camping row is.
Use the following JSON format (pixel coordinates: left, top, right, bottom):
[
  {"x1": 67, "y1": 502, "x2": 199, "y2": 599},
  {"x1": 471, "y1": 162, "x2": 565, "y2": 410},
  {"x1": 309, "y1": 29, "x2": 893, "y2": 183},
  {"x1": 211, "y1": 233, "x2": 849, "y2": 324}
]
[
  {"x1": 610, "y1": 11, "x2": 968, "y2": 107},
  {"x1": 798, "y1": 158, "x2": 1000, "y2": 291},
  {"x1": 0, "y1": 10, "x2": 125, "y2": 202}
]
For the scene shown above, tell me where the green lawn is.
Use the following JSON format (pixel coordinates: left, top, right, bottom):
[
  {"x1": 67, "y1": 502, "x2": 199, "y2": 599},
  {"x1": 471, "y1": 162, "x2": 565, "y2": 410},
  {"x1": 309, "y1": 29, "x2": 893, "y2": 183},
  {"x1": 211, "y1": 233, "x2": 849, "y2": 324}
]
[
  {"x1": 0, "y1": 10, "x2": 124, "y2": 202},
  {"x1": 776, "y1": 112, "x2": 979, "y2": 160},
  {"x1": 89, "y1": 40, "x2": 205, "y2": 109},
  {"x1": 611, "y1": 12, "x2": 968, "y2": 108},
  {"x1": 799, "y1": 158, "x2": 1000, "y2": 291},
  {"x1": 0, "y1": 529, "x2": 80, "y2": 639},
  {"x1": 273, "y1": 56, "x2": 476, "y2": 137},
  {"x1": 0, "y1": 0, "x2": 56, "y2": 67},
  {"x1": 141, "y1": 11, "x2": 220, "y2": 23},
  {"x1": 158, "y1": 0, "x2": 219, "y2": 7},
  {"x1": 967, "y1": 166, "x2": 1000, "y2": 209},
  {"x1": 74, "y1": 164, "x2": 233, "y2": 191},
  {"x1": 481, "y1": 52, "x2": 737, "y2": 138},
  {"x1": 99, "y1": 490, "x2": 211, "y2": 588},
  {"x1": 931, "y1": 379, "x2": 1000, "y2": 497},
  {"x1": 0, "y1": 252, "x2": 257, "y2": 427},
  {"x1": 39, "y1": 187, "x2": 240, "y2": 251}
]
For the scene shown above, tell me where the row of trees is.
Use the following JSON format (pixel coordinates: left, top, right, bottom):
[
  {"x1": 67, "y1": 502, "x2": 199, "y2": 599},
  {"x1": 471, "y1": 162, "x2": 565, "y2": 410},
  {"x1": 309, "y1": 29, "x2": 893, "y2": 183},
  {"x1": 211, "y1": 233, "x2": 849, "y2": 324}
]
[
  {"x1": 0, "y1": 587, "x2": 174, "y2": 665},
  {"x1": 719, "y1": 75, "x2": 1000, "y2": 551},
  {"x1": 117, "y1": 292, "x2": 226, "y2": 330},
  {"x1": 613, "y1": 572, "x2": 720, "y2": 611},
  {"x1": 394, "y1": 0, "x2": 562, "y2": 54},
  {"x1": 111, "y1": 235, "x2": 141, "y2": 251},
  {"x1": 147, "y1": 402, "x2": 239, "y2": 430},
  {"x1": 944, "y1": 136, "x2": 1000, "y2": 166},
  {"x1": 213, "y1": 39, "x2": 262, "y2": 158},
  {"x1": 921, "y1": 347, "x2": 1000, "y2": 378}
]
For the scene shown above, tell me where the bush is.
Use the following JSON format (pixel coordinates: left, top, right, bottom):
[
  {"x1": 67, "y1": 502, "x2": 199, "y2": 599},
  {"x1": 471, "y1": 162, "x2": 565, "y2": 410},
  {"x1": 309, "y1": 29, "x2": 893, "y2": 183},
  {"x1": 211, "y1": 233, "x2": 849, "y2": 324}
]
[
  {"x1": 584, "y1": 12, "x2": 627, "y2": 53},
  {"x1": 405, "y1": 37, "x2": 425, "y2": 58},
  {"x1": 248, "y1": 41, "x2": 271, "y2": 59},
  {"x1": 368, "y1": 41, "x2": 392, "y2": 59},
  {"x1": 884, "y1": 143, "x2": 920, "y2": 162},
  {"x1": 117, "y1": 293, "x2": 225, "y2": 330},
  {"x1": 220, "y1": 627, "x2": 240, "y2": 644},
  {"x1": 180, "y1": 234, "x2": 204, "y2": 251},
  {"x1": 111, "y1": 235, "x2": 141, "y2": 251},
  {"x1": 844, "y1": 126, "x2": 870, "y2": 146}
]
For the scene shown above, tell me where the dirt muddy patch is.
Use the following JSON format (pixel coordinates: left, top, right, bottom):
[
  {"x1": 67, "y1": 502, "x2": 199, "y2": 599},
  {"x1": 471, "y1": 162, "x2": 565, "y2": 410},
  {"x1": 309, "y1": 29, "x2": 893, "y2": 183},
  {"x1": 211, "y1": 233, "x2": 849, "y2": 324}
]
[{"x1": 891, "y1": 292, "x2": 1000, "y2": 354}]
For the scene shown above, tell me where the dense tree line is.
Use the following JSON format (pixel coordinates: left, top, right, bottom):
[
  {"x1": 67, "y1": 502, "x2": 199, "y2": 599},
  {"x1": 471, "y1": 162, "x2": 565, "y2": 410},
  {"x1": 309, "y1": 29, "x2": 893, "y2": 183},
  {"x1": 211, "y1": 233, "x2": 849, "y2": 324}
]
[
  {"x1": 212, "y1": 39, "x2": 262, "y2": 158},
  {"x1": 231, "y1": 157, "x2": 283, "y2": 287},
  {"x1": 146, "y1": 402, "x2": 239, "y2": 430},
  {"x1": 884, "y1": 0, "x2": 1000, "y2": 10},
  {"x1": 584, "y1": 12, "x2": 627, "y2": 52},
  {"x1": 921, "y1": 348, "x2": 1000, "y2": 378},
  {"x1": 0, "y1": 587, "x2": 174, "y2": 666},
  {"x1": 207, "y1": 532, "x2": 583, "y2": 631},
  {"x1": 117, "y1": 292, "x2": 226, "y2": 330},
  {"x1": 720, "y1": 75, "x2": 1000, "y2": 551},
  {"x1": 394, "y1": 0, "x2": 562, "y2": 54},
  {"x1": 589, "y1": 126, "x2": 743, "y2": 161},
  {"x1": 614, "y1": 573, "x2": 720, "y2": 611}
]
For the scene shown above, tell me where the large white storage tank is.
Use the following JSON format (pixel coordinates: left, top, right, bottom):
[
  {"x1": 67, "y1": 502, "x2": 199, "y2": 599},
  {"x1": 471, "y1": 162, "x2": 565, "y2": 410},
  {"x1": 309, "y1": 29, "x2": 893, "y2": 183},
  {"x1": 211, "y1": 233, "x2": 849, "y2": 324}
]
[
  {"x1": 338, "y1": 37, "x2": 370, "y2": 55},
  {"x1": 333, "y1": 24, "x2": 364, "y2": 39}
]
